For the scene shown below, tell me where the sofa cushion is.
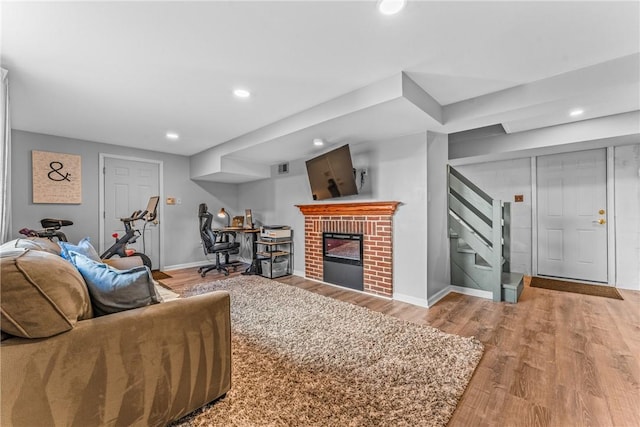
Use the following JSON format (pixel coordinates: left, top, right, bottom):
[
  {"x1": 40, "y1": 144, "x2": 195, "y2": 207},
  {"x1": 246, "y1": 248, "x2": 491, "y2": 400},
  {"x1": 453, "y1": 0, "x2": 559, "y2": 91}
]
[
  {"x1": 69, "y1": 252, "x2": 161, "y2": 316},
  {"x1": 0, "y1": 237, "x2": 62, "y2": 256},
  {"x1": 0, "y1": 248, "x2": 93, "y2": 338},
  {"x1": 59, "y1": 237, "x2": 101, "y2": 262}
]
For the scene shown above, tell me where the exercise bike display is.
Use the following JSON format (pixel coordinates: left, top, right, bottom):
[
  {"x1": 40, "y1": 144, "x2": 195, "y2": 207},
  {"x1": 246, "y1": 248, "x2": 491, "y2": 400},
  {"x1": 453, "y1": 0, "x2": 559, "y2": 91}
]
[
  {"x1": 19, "y1": 218, "x2": 73, "y2": 242},
  {"x1": 101, "y1": 196, "x2": 160, "y2": 270}
]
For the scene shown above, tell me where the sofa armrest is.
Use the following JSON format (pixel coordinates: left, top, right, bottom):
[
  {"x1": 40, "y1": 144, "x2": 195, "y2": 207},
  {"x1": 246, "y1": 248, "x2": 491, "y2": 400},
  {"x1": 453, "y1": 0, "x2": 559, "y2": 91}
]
[{"x1": 1, "y1": 291, "x2": 231, "y2": 427}]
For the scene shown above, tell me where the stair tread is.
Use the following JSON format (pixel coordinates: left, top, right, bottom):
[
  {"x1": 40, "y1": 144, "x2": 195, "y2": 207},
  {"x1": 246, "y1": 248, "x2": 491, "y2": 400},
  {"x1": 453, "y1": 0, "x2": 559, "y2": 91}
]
[
  {"x1": 501, "y1": 272, "x2": 524, "y2": 288},
  {"x1": 473, "y1": 255, "x2": 506, "y2": 270},
  {"x1": 476, "y1": 256, "x2": 491, "y2": 269},
  {"x1": 457, "y1": 242, "x2": 475, "y2": 253}
]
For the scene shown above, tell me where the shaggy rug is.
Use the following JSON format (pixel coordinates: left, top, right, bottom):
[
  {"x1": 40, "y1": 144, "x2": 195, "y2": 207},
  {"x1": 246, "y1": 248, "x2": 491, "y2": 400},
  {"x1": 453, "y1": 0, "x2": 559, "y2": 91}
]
[{"x1": 172, "y1": 276, "x2": 484, "y2": 427}]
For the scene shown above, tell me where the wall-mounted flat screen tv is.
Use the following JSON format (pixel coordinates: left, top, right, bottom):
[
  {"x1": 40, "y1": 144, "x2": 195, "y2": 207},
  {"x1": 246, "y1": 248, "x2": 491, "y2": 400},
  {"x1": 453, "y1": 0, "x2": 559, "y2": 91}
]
[{"x1": 305, "y1": 144, "x2": 358, "y2": 201}]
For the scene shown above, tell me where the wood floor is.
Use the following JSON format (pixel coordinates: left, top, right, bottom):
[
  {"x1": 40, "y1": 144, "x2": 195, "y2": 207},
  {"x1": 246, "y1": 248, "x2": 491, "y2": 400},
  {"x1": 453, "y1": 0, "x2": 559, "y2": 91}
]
[{"x1": 160, "y1": 268, "x2": 640, "y2": 427}]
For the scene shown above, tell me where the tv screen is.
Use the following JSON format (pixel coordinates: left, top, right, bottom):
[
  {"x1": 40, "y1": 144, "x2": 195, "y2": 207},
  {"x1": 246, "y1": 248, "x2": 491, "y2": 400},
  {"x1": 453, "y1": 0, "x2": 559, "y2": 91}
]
[{"x1": 305, "y1": 144, "x2": 358, "y2": 201}]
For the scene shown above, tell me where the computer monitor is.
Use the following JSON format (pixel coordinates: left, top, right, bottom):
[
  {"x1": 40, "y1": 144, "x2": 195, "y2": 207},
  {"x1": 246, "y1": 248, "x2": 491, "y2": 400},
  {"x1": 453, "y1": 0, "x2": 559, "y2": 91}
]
[
  {"x1": 245, "y1": 209, "x2": 253, "y2": 228},
  {"x1": 144, "y1": 196, "x2": 159, "y2": 221}
]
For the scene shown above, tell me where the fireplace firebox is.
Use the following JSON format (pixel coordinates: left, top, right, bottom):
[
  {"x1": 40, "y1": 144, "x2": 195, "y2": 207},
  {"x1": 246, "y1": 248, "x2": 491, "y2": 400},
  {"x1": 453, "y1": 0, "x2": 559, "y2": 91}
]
[{"x1": 323, "y1": 232, "x2": 363, "y2": 291}]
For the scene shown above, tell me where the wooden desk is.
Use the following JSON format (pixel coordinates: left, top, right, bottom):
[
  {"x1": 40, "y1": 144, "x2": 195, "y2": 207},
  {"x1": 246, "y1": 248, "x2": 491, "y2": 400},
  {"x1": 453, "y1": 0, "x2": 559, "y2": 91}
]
[{"x1": 220, "y1": 228, "x2": 261, "y2": 275}]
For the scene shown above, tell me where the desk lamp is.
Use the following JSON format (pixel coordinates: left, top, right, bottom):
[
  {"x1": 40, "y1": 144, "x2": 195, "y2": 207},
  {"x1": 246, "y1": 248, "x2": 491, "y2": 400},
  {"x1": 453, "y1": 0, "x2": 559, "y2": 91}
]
[{"x1": 217, "y1": 208, "x2": 231, "y2": 227}]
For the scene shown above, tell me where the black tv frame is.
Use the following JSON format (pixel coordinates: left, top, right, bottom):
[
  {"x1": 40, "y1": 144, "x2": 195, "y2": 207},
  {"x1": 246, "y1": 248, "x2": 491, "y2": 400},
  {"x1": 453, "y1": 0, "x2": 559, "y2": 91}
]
[{"x1": 305, "y1": 144, "x2": 358, "y2": 201}]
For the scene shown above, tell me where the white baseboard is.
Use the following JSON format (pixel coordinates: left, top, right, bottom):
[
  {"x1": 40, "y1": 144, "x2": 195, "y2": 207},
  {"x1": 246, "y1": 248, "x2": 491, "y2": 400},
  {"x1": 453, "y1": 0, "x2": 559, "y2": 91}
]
[
  {"x1": 426, "y1": 286, "x2": 452, "y2": 306},
  {"x1": 163, "y1": 260, "x2": 210, "y2": 271},
  {"x1": 164, "y1": 257, "x2": 252, "y2": 272},
  {"x1": 393, "y1": 292, "x2": 429, "y2": 308},
  {"x1": 449, "y1": 285, "x2": 493, "y2": 300},
  {"x1": 616, "y1": 282, "x2": 640, "y2": 291},
  {"x1": 426, "y1": 285, "x2": 493, "y2": 307}
]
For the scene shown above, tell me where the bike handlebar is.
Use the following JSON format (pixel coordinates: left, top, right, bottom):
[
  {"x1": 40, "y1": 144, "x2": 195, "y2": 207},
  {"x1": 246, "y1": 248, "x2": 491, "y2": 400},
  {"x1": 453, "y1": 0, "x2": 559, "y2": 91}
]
[
  {"x1": 119, "y1": 196, "x2": 159, "y2": 223},
  {"x1": 120, "y1": 209, "x2": 151, "y2": 223}
]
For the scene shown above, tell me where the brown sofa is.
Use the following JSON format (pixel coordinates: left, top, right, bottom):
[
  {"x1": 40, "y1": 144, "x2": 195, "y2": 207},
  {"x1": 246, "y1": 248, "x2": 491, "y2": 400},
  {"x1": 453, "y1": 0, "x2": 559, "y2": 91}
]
[{"x1": 0, "y1": 238, "x2": 231, "y2": 426}]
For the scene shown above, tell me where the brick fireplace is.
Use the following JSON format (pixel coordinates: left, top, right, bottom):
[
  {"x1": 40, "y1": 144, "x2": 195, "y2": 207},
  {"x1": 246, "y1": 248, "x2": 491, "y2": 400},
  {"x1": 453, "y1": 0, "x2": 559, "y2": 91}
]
[{"x1": 296, "y1": 201, "x2": 400, "y2": 297}]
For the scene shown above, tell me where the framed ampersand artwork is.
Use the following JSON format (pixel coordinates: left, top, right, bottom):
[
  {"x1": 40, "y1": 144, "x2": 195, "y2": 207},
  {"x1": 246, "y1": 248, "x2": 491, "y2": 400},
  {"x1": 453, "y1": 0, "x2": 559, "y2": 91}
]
[{"x1": 32, "y1": 150, "x2": 82, "y2": 204}]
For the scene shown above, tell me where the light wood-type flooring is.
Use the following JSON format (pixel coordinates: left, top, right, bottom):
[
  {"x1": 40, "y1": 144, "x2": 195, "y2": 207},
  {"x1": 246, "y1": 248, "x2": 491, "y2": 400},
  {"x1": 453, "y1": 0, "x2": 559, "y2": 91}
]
[{"x1": 160, "y1": 267, "x2": 640, "y2": 427}]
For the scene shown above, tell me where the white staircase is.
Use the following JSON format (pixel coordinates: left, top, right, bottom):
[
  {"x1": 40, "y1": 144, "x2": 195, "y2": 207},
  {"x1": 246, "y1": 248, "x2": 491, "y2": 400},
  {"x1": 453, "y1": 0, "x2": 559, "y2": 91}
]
[{"x1": 448, "y1": 166, "x2": 524, "y2": 303}]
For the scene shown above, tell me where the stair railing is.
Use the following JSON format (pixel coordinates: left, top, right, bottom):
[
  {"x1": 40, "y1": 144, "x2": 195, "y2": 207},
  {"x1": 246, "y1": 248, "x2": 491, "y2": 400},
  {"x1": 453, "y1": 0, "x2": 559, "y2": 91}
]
[{"x1": 447, "y1": 165, "x2": 509, "y2": 301}]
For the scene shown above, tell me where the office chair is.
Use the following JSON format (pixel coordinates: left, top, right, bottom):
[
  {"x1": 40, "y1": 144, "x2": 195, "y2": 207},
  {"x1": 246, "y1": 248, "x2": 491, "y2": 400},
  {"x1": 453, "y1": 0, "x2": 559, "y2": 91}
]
[{"x1": 197, "y1": 203, "x2": 241, "y2": 277}]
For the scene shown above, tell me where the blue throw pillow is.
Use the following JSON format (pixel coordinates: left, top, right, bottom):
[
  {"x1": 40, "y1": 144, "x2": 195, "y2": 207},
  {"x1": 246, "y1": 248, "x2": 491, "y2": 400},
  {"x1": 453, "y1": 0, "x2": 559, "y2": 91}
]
[
  {"x1": 59, "y1": 237, "x2": 101, "y2": 262},
  {"x1": 68, "y1": 251, "x2": 160, "y2": 316}
]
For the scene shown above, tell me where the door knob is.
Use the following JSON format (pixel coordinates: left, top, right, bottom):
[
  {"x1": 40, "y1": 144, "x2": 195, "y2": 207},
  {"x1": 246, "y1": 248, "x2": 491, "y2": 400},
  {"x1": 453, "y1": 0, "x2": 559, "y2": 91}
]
[{"x1": 592, "y1": 218, "x2": 606, "y2": 225}]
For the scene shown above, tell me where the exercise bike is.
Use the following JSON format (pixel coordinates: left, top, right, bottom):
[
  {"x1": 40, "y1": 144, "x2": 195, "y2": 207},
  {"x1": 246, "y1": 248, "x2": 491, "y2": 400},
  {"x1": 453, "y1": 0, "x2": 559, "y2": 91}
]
[
  {"x1": 101, "y1": 196, "x2": 160, "y2": 270},
  {"x1": 19, "y1": 218, "x2": 73, "y2": 242}
]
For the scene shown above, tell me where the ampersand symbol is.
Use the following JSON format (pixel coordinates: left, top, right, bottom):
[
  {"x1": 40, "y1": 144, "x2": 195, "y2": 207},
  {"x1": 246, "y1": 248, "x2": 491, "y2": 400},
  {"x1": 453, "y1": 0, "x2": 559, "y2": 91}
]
[{"x1": 47, "y1": 161, "x2": 71, "y2": 182}]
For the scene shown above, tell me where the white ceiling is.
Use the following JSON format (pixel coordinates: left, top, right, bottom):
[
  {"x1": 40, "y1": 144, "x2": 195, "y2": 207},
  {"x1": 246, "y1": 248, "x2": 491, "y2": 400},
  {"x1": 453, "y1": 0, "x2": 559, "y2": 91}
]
[{"x1": 2, "y1": 1, "x2": 639, "y2": 174}]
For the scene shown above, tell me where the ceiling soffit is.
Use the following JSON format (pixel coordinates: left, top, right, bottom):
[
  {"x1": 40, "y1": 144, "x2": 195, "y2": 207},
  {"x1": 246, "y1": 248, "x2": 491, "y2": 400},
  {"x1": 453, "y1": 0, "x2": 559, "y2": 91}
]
[
  {"x1": 191, "y1": 54, "x2": 640, "y2": 182},
  {"x1": 190, "y1": 73, "x2": 441, "y2": 182}
]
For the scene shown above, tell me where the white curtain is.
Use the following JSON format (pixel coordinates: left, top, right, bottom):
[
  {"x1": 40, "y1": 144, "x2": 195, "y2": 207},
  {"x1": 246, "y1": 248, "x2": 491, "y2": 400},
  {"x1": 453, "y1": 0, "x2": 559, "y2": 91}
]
[{"x1": 0, "y1": 68, "x2": 11, "y2": 243}]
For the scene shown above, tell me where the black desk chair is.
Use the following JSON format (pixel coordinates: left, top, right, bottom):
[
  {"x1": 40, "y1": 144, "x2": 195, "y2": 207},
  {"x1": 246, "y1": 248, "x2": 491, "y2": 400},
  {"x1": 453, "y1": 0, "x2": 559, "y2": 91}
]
[{"x1": 197, "y1": 203, "x2": 241, "y2": 277}]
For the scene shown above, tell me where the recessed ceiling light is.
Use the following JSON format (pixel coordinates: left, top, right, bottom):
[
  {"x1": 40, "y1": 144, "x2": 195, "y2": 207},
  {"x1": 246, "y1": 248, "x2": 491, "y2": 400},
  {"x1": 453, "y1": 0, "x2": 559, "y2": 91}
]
[
  {"x1": 165, "y1": 132, "x2": 179, "y2": 140},
  {"x1": 377, "y1": 0, "x2": 406, "y2": 15},
  {"x1": 233, "y1": 88, "x2": 251, "y2": 98},
  {"x1": 313, "y1": 138, "x2": 325, "y2": 147},
  {"x1": 569, "y1": 109, "x2": 584, "y2": 117}
]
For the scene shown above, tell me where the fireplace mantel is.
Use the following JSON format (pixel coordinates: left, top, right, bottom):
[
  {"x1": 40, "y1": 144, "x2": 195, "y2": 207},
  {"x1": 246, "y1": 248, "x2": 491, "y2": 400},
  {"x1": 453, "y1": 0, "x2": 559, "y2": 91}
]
[{"x1": 296, "y1": 201, "x2": 400, "y2": 216}]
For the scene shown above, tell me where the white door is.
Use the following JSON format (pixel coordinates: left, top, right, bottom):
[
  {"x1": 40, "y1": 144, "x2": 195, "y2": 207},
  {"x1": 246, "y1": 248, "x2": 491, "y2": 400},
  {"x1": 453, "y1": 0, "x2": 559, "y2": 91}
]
[
  {"x1": 537, "y1": 149, "x2": 608, "y2": 282},
  {"x1": 103, "y1": 157, "x2": 161, "y2": 269}
]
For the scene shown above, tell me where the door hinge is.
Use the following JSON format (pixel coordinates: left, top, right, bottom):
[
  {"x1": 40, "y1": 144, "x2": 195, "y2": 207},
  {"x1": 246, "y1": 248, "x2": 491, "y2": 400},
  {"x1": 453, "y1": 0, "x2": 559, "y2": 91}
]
[
  {"x1": 103, "y1": 211, "x2": 106, "y2": 219},
  {"x1": 103, "y1": 166, "x2": 106, "y2": 174}
]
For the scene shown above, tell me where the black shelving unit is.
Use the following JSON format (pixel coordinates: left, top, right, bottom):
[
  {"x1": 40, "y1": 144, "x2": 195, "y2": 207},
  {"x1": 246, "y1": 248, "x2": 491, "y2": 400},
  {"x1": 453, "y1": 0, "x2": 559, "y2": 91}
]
[{"x1": 257, "y1": 238, "x2": 292, "y2": 279}]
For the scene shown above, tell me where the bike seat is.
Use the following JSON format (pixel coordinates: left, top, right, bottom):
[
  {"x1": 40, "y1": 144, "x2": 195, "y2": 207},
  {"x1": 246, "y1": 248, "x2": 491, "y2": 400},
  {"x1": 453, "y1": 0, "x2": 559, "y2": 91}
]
[{"x1": 40, "y1": 218, "x2": 74, "y2": 229}]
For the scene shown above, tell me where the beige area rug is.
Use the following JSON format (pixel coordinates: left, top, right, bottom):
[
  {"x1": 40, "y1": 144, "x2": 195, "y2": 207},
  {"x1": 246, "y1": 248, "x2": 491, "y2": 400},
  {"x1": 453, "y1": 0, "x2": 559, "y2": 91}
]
[{"x1": 172, "y1": 276, "x2": 484, "y2": 427}]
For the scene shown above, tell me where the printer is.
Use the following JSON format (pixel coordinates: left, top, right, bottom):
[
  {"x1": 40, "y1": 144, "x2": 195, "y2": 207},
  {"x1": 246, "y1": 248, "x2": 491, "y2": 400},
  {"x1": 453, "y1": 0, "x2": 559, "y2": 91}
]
[{"x1": 260, "y1": 225, "x2": 292, "y2": 240}]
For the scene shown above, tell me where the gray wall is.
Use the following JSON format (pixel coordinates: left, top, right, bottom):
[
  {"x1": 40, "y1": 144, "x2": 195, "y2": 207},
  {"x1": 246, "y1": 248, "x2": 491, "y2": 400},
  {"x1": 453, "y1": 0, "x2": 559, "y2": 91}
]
[
  {"x1": 237, "y1": 132, "x2": 431, "y2": 305},
  {"x1": 426, "y1": 131, "x2": 450, "y2": 303},
  {"x1": 614, "y1": 144, "x2": 640, "y2": 290},
  {"x1": 11, "y1": 130, "x2": 239, "y2": 268}
]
